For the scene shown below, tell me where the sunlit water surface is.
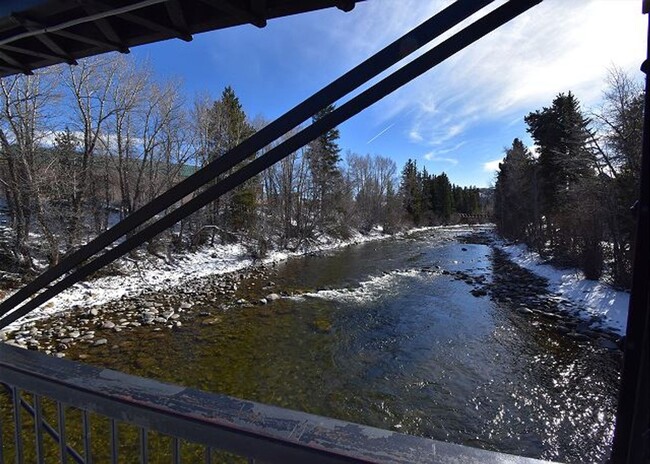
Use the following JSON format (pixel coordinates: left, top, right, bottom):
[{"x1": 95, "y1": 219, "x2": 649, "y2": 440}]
[{"x1": 68, "y1": 228, "x2": 620, "y2": 462}]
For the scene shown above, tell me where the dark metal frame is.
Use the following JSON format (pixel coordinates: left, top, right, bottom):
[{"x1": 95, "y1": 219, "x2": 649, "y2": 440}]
[
  {"x1": 610, "y1": 6, "x2": 650, "y2": 464},
  {"x1": 0, "y1": 0, "x2": 647, "y2": 462},
  {"x1": 0, "y1": 0, "x2": 542, "y2": 329},
  {"x1": 0, "y1": 343, "x2": 548, "y2": 464},
  {"x1": 0, "y1": 0, "x2": 367, "y2": 77}
]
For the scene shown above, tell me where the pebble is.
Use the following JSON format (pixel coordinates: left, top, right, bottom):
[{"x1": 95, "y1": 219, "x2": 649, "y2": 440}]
[
  {"x1": 102, "y1": 321, "x2": 116, "y2": 329},
  {"x1": 266, "y1": 293, "x2": 281, "y2": 301},
  {"x1": 597, "y1": 337, "x2": 619, "y2": 350},
  {"x1": 93, "y1": 338, "x2": 108, "y2": 346},
  {"x1": 567, "y1": 332, "x2": 591, "y2": 342}
]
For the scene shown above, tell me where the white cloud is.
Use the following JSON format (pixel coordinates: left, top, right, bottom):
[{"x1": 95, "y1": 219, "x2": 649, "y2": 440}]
[
  {"x1": 483, "y1": 159, "x2": 502, "y2": 172},
  {"x1": 424, "y1": 151, "x2": 458, "y2": 165},
  {"x1": 329, "y1": 0, "x2": 646, "y2": 154}
]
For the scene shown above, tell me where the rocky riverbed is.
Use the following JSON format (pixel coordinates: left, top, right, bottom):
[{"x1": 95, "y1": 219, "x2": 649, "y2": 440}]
[
  {"x1": 1, "y1": 262, "x2": 282, "y2": 357},
  {"x1": 1, "y1": 229, "x2": 624, "y2": 359}
]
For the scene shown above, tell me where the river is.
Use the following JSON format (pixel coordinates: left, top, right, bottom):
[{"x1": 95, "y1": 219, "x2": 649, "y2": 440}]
[{"x1": 54, "y1": 226, "x2": 622, "y2": 462}]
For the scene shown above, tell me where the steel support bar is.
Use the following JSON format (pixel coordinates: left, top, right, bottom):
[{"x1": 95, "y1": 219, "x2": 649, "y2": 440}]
[
  {"x1": 0, "y1": 344, "x2": 548, "y2": 464},
  {"x1": 0, "y1": 384, "x2": 86, "y2": 464},
  {"x1": 0, "y1": 0, "x2": 542, "y2": 330},
  {"x1": 0, "y1": 0, "x2": 542, "y2": 331},
  {"x1": 0, "y1": 0, "x2": 494, "y2": 327},
  {"x1": 611, "y1": 9, "x2": 650, "y2": 464}
]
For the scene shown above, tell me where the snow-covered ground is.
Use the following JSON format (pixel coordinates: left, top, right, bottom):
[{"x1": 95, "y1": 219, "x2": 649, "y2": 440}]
[
  {"x1": 1, "y1": 226, "x2": 409, "y2": 332},
  {"x1": 6, "y1": 223, "x2": 627, "y2": 338},
  {"x1": 496, "y1": 240, "x2": 630, "y2": 335}
]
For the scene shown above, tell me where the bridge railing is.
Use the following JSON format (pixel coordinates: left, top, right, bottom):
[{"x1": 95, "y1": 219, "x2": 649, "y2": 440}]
[{"x1": 0, "y1": 344, "x2": 547, "y2": 464}]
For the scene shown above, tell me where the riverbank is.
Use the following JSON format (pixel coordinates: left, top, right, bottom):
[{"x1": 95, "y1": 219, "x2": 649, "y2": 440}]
[
  {"x1": 1, "y1": 224, "x2": 628, "y2": 355},
  {"x1": 0, "y1": 225, "x2": 460, "y2": 344},
  {"x1": 494, "y1": 237, "x2": 630, "y2": 336}
]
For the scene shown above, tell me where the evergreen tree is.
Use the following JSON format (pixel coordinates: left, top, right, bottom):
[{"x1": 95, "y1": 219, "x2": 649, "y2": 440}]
[
  {"x1": 207, "y1": 86, "x2": 256, "y2": 234},
  {"x1": 399, "y1": 159, "x2": 422, "y2": 224},
  {"x1": 306, "y1": 104, "x2": 343, "y2": 232},
  {"x1": 525, "y1": 92, "x2": 593, "y2": 219},
  {"x1": 494, "y1": 138, "x2": 535, "y2": 241},
  {"x1": 522, "y1": 92, "x2": 602, "y2": 276},
  {"x1": 432, "y1": 172, "x2": 453, "y2": 220}
]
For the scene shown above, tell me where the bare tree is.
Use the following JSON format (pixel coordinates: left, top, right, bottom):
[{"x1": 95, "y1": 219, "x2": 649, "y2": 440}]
[
  {"x1": 0, "y1": 70, "x2": 60, "y2": 267},
  {"x1": 62, "y1": 56, "x2": 119, "y2": 247}
]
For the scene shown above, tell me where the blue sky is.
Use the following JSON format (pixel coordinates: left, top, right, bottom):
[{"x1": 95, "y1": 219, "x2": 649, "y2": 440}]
[{"x1": 130, "y1": 0, "x2": 646, "y2": 187}]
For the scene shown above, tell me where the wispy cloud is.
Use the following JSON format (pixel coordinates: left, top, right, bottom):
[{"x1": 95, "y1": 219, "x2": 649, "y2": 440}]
[
  {"x1": 483, "y1": 159, "x2": 502, "y2": 172},
  {"x1": 424, "y1": 151, "x2": 458, "y2": 165},
  {"x1": 327, "y1": 0, "x2": 645, "y2": 155},
  {"x1": 367, "y1": 122, "x2": 395, "y2": 144}
]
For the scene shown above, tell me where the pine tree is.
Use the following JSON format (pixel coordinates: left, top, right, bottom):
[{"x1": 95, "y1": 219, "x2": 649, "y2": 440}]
[
  {"x1": 306, "y1": 104, "x2": 343, "y2": 233},
  {"x1": 525, "y1": 92, "x2": 592, "y2": 218},
  {"x1": 207, "y1": 86, "x2": 256, "y2": 234},
  {"x1": 494, "y1": 138, "x2": 534, "y2": 240},
  {"x1": 433, "y1": 172, "x2": 453, "y2": 221},
  {"x1": 399, "y1": 159, "x2": 421, "y2": 224},
  {"x1": 525, "y1": 92, "x2": 602, "y2": 275}
]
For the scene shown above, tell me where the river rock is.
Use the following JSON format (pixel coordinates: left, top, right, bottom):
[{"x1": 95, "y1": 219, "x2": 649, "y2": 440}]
[
  {"x1": 202, "y1": 316, "x2": 222, "y2": 326},
  {"x1": 93, "y1": 338, "x2": 108, "y2": 346},
  {"x1": 265, "y1": 293, "x2": 281, "y2": 302},
  {"x1": 567, "y1": 332, "x2": 590, "y2": 342},
  {"x1": 258, "y1": 298, "x2": 268, "y2": 305},
  {"x1": 597, "y1": 337, "x2": 619, "y2": 350},
  {"x1": 69, "y1": 331, "x2": 81, "y2": 338},
  {"x1": 102, "y1": 321, "x2": 116, "y2": 329},
  {"x1": 5, "y1": 340, "x2": 25, "y2": 349},
  {"x1": 180, "y1": 302, "x2": 192, "y2": 310}
]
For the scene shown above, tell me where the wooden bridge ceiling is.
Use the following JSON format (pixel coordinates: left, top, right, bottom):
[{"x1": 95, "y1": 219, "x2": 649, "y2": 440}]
[{"x1": 0, "y1": 0, "x2": 364, "y2": 77}]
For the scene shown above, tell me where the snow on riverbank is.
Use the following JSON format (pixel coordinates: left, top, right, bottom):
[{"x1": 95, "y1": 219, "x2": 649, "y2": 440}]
[
  {"x1": 1, "y1": 226, "x2": 424, "y2": 332},
  {"x1": 496, "y1": 240, "x2": 630, "y2": 335}
]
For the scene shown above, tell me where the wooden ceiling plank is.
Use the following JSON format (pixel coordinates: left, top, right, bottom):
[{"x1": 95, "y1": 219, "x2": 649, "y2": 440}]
[
  {"x1": 197, "y1": 0, "x2": 267, "y2": 28},
  {"x1": 0, "y1": 43, "x2": 77, "y2": 65},
  {"x1": 165, "y1": 0, "x2": 192, "y2": 41}
]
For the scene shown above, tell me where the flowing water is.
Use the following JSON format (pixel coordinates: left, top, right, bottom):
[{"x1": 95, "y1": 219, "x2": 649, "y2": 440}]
[{"x1": 60, "y1": 227, "x2": 622, "y2": 462}]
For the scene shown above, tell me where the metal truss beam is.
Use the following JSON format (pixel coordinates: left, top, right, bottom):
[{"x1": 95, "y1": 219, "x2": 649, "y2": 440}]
[{"x1": 0, "y1": 0, "x2": 543, "y2": 330}]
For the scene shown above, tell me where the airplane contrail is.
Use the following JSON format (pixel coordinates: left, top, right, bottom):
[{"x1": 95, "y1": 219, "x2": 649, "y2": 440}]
[{"x1": 367, "y1": 123, "x2": 395, "y2": 144}]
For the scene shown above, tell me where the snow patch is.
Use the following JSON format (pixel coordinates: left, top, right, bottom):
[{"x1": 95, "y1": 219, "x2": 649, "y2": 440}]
[
  {"x1": 497, "y1": 241, "x2": 630, "y2": 335},
  {"x1": 1, "y1": 228, "x2": 403, "y2": 332}
]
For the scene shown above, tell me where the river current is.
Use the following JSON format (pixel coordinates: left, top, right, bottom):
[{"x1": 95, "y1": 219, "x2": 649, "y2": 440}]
[{"x1": 68, "y1": 226, "x2": 621, "y2": 462}]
